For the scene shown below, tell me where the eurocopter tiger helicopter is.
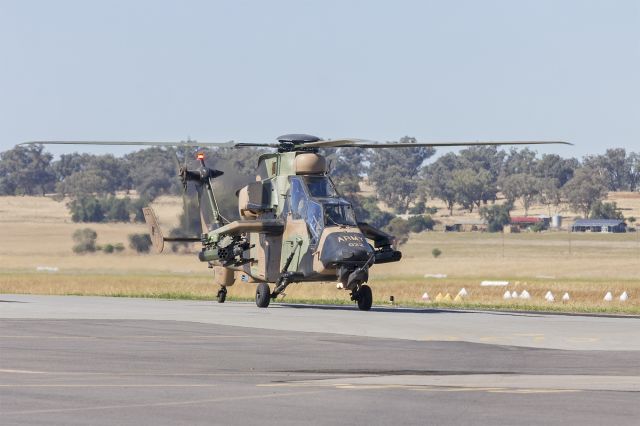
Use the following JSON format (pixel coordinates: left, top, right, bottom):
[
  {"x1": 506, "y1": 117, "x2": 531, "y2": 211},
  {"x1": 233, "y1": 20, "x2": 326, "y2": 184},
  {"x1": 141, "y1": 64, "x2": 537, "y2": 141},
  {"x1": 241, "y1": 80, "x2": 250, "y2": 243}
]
[{"x1": 24, "y1": 135, "x2": 569, "y2": 310}]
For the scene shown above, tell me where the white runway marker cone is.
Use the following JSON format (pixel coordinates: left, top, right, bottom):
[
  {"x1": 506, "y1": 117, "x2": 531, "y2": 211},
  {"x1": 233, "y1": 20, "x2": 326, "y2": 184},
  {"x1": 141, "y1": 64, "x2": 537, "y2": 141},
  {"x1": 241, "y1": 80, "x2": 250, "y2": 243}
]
[
  {"x1": 519, "y1": 290, "x2": 531, "y2": 300},
  {"x1": 511, "y1": 291, "x2": 518, "y2": 299},
  {"x1": 604, "y1": 292, "x2": 613, "y2": 302},
  {"x1": 562, "y1": 292, "x2": 570, "y2": 302},
  {"x1": 544, "y1": 290, "x2": 552, "y2": 299},
  {"x1": 422, "y1": 292, "x2": 430, "y2": 302},
  {"x1": 545, "y1": 292, "x2": 555, "y2": 302},
  {"x1": 619, "y1": 291, "x2": 629, "y2": 302},
  {"x1": 503, "y1": 291, "x2": 512, "y2": 300},
  {"x1": 457, "y1": 288, "x2": 468, "y2": 298}
]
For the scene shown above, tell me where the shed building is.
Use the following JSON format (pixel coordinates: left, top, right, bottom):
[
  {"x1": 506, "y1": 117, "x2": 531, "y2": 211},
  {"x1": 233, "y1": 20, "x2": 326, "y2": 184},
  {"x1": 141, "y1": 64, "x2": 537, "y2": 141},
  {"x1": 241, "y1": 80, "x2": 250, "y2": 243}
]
[{"x1": 571, "y1": 219, "x2": 626, "y2": 233}]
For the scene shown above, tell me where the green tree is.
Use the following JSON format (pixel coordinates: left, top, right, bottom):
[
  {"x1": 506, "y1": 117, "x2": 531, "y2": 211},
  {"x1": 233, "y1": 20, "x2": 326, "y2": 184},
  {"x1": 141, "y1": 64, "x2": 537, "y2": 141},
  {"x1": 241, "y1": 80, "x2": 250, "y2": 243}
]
[
  {"x1": 537, "y1": 177, "x2": 563, "y2": 215},
  {"x1": 57, "y1": 169, "x2": 112, "y2": 196},
  {"x1": 407, "y1": 215, "x2": 434, "y2": 232},
  {"x1": 103, "y1": 196, "x2": 132, "y2": 222},
  {"x1": 583, "y1": 148, "x2": 631, "y2": 191},
  {"x1": 353, "y1": 196, "x2": 395, "y2": 229},
  {"x1": 627, "y1": 216, "x2": 636, "y2": 229},
  {"x1": 458, "y1": 146, "x2": 504, "y2": 203},
  {"x1": 125, "y1": 147, "x2": 181, "y2": 200},
  {"x1": 368, "y1": 136, "x2": 435, "y2": 214},
  {"x1": 627, "y1": 152, "x2": 640, "y2": 191},
  {"x1": 502, "y1": 148, "x2": 538, "y2": 176},
  {"x1": 562, "y1": 167, "x2": 608, "y2": 217},
  {"x1": 72, "y1": 228, "x2": 98, "y2": 253},
  {"x1": 451, "y1": 168, "x2": 493, "y2": 213},
  {"x1": 535, "y1": 154, "x2": 578, "y2": 186},
  {"x1": 51, "y1": 153, "x2": 93, "y2": 183},
  {"x1": 67, "y1": 195, "x2": 145, "y2": 223},
  {"x1": 589, "y1": 201, "x2": 624, "y2": 220},
  {"x1": 326, "y1": 147, "x2": 366, "y2": 196},
  {"x1": 423, "y1": 152, "x2": 460, "y2": 215},
  {"x1": 55, "y1": 154, "x2": 130, "y2": 196},
  {"x1": 128, "y1": 233, "x2": 152, "y2": 253},
  {"x1": 68, "y1": 196, "x2": 105, "y2": 222},
  {"x1": 0, "y1": 144, "x2": 55, "y2": 195},
  {"x1": 480, "y1": 202, "x2": 513, "y2": 233},
  {"x1": 408, "y1": 201, "x2": 426, "y2": 215},
  {"x1": 499, "y1": 173, "x2": 541, "y2": 216}
]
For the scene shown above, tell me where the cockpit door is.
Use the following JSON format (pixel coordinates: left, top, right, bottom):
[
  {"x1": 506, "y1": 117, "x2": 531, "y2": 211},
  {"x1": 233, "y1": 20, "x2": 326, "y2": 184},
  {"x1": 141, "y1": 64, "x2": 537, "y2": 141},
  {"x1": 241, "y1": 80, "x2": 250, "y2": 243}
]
[{"x1": 280, "y1": 178, "x2": 310, "y2": 272}]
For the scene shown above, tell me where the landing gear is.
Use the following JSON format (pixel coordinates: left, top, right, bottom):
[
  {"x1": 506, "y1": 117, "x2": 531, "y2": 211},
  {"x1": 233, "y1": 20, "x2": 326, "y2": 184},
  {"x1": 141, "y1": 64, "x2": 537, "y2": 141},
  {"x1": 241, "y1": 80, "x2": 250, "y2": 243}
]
[
  {"x1": 216, "y1": 286, "x2": 227, "y2": 303},
  {"x1": 352, "y1": 284, "x2": 373, "y2": 311},
  {"x1": 256, "y1": 282, "x2": 271, "y2": 308}
]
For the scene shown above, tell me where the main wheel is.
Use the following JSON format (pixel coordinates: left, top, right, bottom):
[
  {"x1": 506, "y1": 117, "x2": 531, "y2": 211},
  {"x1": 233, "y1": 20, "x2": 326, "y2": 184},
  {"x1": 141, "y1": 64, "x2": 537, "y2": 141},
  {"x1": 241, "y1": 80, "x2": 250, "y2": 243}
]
[
  {"x1": 216, "y1": 287, "x2": 227, "y2": 303},
  {"x1": 256, "y1": 282, "x2": 271, "y2": 308},
  {"x1": 357, "y1": 285, "x2": 372, "y2": 311}
]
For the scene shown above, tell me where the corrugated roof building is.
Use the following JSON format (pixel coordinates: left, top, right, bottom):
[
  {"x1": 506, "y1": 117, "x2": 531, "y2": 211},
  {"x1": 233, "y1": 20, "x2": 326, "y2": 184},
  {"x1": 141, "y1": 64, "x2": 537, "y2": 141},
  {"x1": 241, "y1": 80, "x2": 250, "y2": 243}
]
[{"x1": 571, "y1": 219, "x2": 626, "y2": 233}]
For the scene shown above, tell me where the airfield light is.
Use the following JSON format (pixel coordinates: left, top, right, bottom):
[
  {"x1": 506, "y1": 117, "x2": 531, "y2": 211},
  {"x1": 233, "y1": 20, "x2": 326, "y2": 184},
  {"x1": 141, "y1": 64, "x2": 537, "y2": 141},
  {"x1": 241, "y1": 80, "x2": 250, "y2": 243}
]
[{"x1": 197, "y1": 152, "x2": 205, "y2": 160}]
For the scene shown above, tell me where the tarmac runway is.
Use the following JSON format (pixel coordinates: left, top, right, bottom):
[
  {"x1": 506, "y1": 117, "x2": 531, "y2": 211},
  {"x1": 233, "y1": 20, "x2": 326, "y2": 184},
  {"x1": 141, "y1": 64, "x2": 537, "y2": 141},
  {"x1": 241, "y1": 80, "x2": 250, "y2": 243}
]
[{"x1": 1, "y1": 295, "x2": 639, "y2": 425}]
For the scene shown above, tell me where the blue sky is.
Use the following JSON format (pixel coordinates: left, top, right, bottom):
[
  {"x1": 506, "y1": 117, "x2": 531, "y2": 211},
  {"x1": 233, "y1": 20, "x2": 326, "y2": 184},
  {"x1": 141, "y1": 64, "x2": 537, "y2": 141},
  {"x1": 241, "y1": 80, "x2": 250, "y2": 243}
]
[{"x1": 0, "y1": 0, "x2": 638, "y2": 159}]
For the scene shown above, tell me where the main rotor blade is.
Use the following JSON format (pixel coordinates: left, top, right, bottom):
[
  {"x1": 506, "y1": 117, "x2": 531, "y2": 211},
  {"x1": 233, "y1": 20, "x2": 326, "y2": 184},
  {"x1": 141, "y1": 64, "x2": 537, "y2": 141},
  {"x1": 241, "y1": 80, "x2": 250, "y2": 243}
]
[
  {"x1": 234, "y1": 143, "x2": 280, "y2": 148},
  {"x1": 20, "y1": 140, "x2": 237, "y2": 148},
  {"x1": 305, "y1": 140, "x2": 572, "y2": 148},
  {"x1": 302, "y1": 139, "x2": 377, "y2": 148}
]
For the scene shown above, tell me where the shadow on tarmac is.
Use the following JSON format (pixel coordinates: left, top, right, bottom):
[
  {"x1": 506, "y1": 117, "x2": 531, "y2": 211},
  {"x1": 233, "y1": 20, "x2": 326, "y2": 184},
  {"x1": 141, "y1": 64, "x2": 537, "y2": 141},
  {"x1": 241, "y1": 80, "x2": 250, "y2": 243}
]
[{"x1": 277, "y1": 302, "x2": 542, "y2": 318}]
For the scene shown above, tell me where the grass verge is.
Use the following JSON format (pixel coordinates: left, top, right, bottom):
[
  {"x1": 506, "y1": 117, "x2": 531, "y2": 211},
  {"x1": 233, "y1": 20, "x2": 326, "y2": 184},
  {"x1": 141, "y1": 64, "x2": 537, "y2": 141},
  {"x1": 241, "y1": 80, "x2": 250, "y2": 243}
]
[{"x1": 1, "y1": 271, "x2": 638, "y2": 315}]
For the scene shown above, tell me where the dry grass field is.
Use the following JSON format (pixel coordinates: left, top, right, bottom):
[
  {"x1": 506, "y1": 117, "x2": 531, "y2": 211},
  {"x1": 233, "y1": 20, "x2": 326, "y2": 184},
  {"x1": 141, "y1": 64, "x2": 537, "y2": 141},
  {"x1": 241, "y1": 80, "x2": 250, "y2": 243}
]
[{"x1": 1, "y1": 195, "x2": 639, "y2": 314}]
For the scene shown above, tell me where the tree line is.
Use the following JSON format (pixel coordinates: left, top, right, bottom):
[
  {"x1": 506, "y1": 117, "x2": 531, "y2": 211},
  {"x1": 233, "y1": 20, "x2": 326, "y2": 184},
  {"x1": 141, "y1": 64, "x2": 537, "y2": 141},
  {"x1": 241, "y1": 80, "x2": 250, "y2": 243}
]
[
  {"x1": 1, "y1": 141, "x2": 638, "y2": 231},
  {"x1": 332, "y1": 139, "x2": 639, "y2": 219}
]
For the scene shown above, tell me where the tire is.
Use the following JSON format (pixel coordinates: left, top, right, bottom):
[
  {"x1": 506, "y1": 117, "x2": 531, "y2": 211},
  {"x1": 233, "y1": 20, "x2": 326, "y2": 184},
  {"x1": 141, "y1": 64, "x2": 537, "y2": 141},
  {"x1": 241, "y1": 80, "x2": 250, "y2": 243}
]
[
  {"x1": 357, "y1": 285, "x2": 372, "y2": 311},
  {"x1": 256, "y1": 282, "x2": 271, "y2": 308},
  {"x1": 217, "y1": 287, "x2": 227, "y2": 303}
]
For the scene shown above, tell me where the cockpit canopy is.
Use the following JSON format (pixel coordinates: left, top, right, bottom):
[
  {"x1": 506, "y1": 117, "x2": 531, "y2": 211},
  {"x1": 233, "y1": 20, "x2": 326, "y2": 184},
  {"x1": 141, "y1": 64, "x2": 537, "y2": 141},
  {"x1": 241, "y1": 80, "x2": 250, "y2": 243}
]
[{"x1": 286, "y1": 176, "x2": 358, "y2": 245}]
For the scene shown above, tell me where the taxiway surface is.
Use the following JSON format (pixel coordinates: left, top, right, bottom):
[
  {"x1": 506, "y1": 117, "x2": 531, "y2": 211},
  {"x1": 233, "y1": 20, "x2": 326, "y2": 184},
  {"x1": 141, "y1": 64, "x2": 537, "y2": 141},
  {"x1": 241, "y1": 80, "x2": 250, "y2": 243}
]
[{"x1": 1, "y1": 295, "x2": 639, "y2": 425}]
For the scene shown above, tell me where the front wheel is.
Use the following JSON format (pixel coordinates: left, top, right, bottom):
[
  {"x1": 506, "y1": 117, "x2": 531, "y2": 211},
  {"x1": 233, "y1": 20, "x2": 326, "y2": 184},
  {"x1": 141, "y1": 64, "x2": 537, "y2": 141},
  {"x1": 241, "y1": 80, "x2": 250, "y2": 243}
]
[
  {"x1": 357, "y1": 285, "x2": 372, "y2": 311},
  {"x1": 256, "y1": 282, "x2": 271, "y2": 308},
  {"x1": 216, "y1": 287, "x2": 227, "y2": 303}
]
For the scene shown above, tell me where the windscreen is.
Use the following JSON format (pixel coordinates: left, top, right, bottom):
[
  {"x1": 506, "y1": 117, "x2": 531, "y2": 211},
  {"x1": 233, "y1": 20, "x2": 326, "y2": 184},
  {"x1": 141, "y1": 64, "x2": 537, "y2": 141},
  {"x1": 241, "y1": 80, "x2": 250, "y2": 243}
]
[
  {"x1": 302, "y1": 176, "x2": 338, "y2": 198},
  {"x1": 323, "y1": 203, "x2": 357, "y2": 227}
]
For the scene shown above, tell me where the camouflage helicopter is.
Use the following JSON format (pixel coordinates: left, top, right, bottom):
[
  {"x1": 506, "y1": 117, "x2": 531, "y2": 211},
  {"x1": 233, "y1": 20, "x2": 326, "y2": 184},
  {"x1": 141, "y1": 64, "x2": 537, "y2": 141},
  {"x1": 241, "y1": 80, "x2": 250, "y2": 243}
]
[{"x1": 24, "y1": 135, "x2": 569, "y2": 310}]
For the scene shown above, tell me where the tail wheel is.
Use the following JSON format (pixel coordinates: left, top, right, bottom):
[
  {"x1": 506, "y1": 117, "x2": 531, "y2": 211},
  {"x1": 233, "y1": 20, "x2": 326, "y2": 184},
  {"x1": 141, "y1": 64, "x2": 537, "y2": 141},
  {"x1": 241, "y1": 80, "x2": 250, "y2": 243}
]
[
  {"x1": 357, "y1": 285, "x2": 372, "y2": 311},
  {"x1": 216, "y1": 287, "x2": 227, "y2": 303},
  {"x1": 256, "y1": 282, "x2": 271, "y2": 308}
]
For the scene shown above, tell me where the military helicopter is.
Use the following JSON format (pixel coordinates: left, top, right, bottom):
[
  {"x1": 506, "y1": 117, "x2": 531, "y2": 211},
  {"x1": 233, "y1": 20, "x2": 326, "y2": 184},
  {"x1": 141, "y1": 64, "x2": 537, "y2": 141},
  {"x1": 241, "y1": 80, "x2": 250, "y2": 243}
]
[{"x1": 23, "y1": 135, "x2": 569, "y2": 310}]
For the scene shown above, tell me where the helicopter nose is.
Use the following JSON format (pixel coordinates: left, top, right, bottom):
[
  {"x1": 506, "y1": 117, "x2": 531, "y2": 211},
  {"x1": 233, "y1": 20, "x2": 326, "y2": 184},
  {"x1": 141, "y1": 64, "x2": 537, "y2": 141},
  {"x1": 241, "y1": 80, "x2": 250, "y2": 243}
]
[{"x1": 319, "y1": 232, "x2": 373, "y2": 267}]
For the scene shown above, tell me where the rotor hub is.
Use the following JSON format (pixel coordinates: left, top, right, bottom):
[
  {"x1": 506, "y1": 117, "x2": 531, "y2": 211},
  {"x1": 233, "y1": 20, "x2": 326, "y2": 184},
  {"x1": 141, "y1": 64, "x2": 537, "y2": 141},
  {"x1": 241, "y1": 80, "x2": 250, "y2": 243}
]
[{"x1": 276, "y1": 134, "x2": 321, "y2": 152}]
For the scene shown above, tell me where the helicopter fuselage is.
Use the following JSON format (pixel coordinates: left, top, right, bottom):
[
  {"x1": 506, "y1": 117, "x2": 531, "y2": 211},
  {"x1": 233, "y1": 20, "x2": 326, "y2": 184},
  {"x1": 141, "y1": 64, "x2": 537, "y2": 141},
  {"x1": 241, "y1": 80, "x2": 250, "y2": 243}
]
[{"x1": 197, "y1": 149, "x2": 401, "y2": 292}]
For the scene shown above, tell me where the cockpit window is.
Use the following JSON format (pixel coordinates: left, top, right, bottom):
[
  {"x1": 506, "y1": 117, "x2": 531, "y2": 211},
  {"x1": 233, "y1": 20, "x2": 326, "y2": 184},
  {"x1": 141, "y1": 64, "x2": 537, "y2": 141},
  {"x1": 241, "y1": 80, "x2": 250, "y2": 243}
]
[
  {"x1": 306, "y1": 201, "x2": 323, "y2": 245},
  {"x1": 288, "y1": 176, "x2": 357, "y2": 246},
  {"x1": 323, "y1": 203, "x2": 357, "y2": 227},
  {"x1": 302, "y1": 176, "x2": 338, "y2": 198},
  {"x1": 289, "y1": 178, "x2": 307, "y2": 220}
]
